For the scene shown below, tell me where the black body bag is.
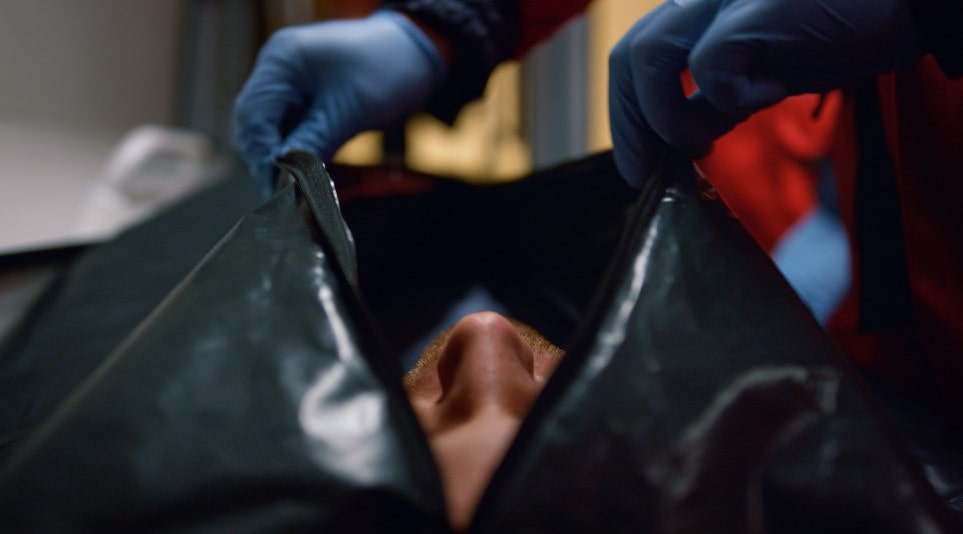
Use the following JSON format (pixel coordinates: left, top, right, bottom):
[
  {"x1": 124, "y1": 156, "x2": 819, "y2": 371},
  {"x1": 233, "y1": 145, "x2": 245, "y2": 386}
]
[{"x1": 0, "y1": 151, "x2": 954, "y2": 531}]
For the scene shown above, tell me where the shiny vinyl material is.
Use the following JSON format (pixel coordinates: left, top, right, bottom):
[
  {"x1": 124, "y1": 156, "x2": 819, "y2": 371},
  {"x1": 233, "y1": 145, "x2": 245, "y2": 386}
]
[{"x1": 0, "y1": 152, "x2": 954, "y2": 531}]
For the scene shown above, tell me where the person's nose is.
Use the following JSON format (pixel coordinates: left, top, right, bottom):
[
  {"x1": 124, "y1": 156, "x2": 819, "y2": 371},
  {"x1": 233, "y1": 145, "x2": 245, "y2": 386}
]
[{"x1": 434, "y1": 312, "x2": 541, "y2": 423}]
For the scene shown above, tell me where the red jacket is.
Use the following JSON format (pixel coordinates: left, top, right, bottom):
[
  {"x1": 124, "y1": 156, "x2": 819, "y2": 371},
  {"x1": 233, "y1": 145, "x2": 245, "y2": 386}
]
[
  {"x1": 393, "y1": 0, "x2": 963, "y2": 414},
  {"x1": 517, "y1": 3, "x2": 963, "y2": 415},
  {"x1": 830, "y1": 56, "x2": 963, "y2": 415},
  {"x1": 515, "y1": 4, "x2": 833, "y2": 254},
  {"x1": 517, "y1": 4, "x2": 963, "y2": 415},
  {"x1": 678, "y1": 73, "x2": 840, "y2": 252}
]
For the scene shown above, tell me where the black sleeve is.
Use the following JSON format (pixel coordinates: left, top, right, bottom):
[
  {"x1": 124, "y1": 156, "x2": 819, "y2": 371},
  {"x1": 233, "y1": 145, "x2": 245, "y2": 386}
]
[
  {"x1": 910, "y1": 0, "x2": 963, "y2": 77},
  {"x1": 383, "y1": 0, "x2": 521, "y2": 122}
]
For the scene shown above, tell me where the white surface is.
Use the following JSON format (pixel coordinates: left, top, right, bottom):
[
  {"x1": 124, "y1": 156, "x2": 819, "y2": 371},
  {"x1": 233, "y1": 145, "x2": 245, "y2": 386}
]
[
  {"x1": 0, "y1": 121, "x2": 227, "y2": 254},
  {"x1": 0, "y1": 1, "x2": 184, "y2": 253},
  {"x1": 74, "y1": 125, "x2": 224, "y2": 242},
  {"x1": 0, "y1": 1, "x2": 180, "y2": 134},
  {"x1": 0, "y1": 121, "x2": 224, "y2": 348},
  {"x1": 0, "y1": 119, "x2": 117, "y2": 253}
]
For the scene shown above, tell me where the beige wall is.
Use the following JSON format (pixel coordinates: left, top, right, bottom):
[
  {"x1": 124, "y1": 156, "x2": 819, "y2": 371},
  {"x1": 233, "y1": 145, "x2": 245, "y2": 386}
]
[
  {"x1": 337, "y1": 0, "x2": 661, "y2": 180},
  {"x1": 587, "y1": 0, "x2": 661, "y2": 152},
  {"x1": 0, "y1": 1, "x2": 183, "y2": 253},
  {"x1": 0, "y1": 1, "x2": 181, "y2": 136}
]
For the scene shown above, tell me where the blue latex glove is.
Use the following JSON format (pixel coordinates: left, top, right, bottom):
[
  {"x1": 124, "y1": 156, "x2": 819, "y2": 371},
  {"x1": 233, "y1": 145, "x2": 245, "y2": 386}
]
[
  {"x1": 609, "y1": 0, "x2": 925, "y2": 187},
  {"x1": 233, "y1": 10, "x2": 445, "y2": 196}
]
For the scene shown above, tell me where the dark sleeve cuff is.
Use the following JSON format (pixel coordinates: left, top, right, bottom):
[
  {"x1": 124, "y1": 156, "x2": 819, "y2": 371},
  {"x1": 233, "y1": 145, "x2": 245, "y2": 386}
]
[
  {"x1": 910, "y1": 0, "x2": 963, "y2": 78},
  {"x1": 383, "y1": 0, "x2": 521, "y2": 122}
]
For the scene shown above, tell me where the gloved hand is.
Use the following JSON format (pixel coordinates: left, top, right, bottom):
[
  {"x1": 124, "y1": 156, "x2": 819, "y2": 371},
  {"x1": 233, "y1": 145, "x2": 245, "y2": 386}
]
[
  {"x1": 233, "y1": 10, "x2": 445, "y2": 196},
  {"x1": 609, "y1": 0, "x2": 925, "y2": 187}
]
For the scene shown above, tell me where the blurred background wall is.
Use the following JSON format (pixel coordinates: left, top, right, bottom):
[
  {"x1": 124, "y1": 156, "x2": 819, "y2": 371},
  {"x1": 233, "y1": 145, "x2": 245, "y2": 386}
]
[
  {"x1": 0, "y1": 0, "x2": 184, "y2": 252},
  {"x1": 0, "y1": 0, "x2": 659, "y2": 252},
  {"x1": 0, "y1": 1, "x2": 181, "y2": 135},
  {"x1": 338, "y1": 0, "x2": 661, "y2": 181}
]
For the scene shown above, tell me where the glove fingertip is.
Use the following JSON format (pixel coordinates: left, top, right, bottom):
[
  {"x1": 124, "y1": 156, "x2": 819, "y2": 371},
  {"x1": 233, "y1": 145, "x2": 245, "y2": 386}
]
[
  {"x1": 609, "y1": 100, "x2": 651, "y2": 189},
  {"x1": 692, "y1": 66, "x2": 788, "y2": 116},
  {"x1": 612, "y1": 145, "x2": 646, "y2": 189},
  {"x1": 280, "y1": 120, "x2": 339, "y2": 163}
]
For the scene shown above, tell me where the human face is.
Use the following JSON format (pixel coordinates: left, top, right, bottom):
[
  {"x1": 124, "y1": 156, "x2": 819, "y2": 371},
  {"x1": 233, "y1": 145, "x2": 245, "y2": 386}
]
[{"x1": 403, "y1": 312, "x2": 564, "y2": 531}]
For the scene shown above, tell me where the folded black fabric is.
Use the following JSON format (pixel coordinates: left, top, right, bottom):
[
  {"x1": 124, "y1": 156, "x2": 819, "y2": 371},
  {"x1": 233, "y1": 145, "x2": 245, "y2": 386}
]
[
  {"x1": 0, "y1": 169, "x2": 262, "y2": 458},
  {"x1": 0, "y1": 155, "x2": 446, "y2": 531},
  {"x1": 0, "y1": 151, "x2": 954, "y2": 531}
]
